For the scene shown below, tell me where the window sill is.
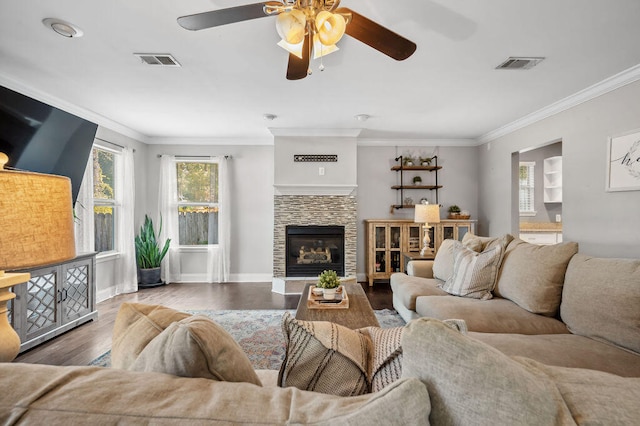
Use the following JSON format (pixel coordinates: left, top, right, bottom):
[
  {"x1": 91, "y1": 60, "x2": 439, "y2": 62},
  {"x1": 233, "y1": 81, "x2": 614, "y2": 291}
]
[
  {"x1": 519, "y1": 211, "x2": 537, "y2": 217},
  {"x1": 176, "y1": 245, "x2": 218, "y2": 253},
  {"x1": 96, "y1": 251, "x2": 120, "y2": 264}
]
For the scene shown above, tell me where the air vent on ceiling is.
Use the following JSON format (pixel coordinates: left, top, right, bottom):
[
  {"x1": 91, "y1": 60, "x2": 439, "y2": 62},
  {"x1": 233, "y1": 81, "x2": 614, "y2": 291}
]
[
  {"x1": 134, "y1": 53, "x2": 181, "y2": 67},
  {"x1": 496, "y1": 57, "x2": 545, "y2": 70}
]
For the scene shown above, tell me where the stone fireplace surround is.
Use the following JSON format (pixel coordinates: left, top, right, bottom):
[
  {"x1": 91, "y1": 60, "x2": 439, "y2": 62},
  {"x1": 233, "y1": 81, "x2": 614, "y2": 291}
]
[{"x1": 273, "y1": 194, "x2": 357, "y2": 294}]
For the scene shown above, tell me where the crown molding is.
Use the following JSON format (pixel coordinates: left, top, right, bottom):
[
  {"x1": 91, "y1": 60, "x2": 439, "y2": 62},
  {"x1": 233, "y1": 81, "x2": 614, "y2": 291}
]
[
  {"x1": 147, "y1": 136, "x2": 273, "y2": 146},
  {"x1": 357, "y1": 138, "x2": 477, "y2": 147},
  {"x1": 478, "y1": 64, "x2": 640, "y2": 144},
  {"x1": 269, "y1": 128, "x2": 362, "y2": 137},
  {"x1": 0, "y1": 72, "x2": 149, "y2": 143}
]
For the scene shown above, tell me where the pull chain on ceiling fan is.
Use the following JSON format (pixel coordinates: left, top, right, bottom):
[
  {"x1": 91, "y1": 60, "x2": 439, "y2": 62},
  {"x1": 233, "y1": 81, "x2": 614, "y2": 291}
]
[{"x1": 178, "y1": 0, "x2": 417, "y2": 80}]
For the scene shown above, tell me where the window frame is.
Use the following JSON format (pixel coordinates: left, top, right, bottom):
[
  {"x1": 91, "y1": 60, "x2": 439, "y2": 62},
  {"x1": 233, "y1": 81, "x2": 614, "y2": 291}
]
[
  {"x1": 92, "y1": 145, "x2": 121, "y2": 256},
  {"x1": 175, "y1": 158, "x2": 220, "y2": 247},
  {"x1": 519, "y1": 161, "x2": 536, "y2": 216}
]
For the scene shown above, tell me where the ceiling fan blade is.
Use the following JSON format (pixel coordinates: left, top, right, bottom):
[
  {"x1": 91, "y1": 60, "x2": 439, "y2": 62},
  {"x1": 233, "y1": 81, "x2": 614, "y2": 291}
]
[
  {"x1": 286, "y1": 32, "x2": 311, "y2": 80},
  {"x1": 336, "y1": 8, "x2": 416, "y2": 61},
  {"x1": 178, "y1": 3, "x2": 273, "y2": 31}
]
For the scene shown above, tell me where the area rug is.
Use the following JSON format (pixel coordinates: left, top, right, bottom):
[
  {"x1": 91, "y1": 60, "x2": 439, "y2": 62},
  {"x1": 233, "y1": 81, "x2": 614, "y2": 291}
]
[{"x1": 89, "y1": 309, "x2": 405, "y2": 370}]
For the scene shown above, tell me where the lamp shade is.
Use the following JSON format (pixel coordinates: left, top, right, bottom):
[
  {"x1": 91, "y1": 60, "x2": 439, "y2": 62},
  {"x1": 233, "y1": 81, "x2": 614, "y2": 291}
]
[
  {"x1": 276, "y1": 10, "x2": 306, "y2": 44},
  {"x1": 0, "y1": 162, "x2": 76, "y2": 271},
  {"x1": 315, "y1": 11, "x2": 346, "y2": 46},
  {"x1": 414, "y1": 203, "x2": 440, "y2": 224}
]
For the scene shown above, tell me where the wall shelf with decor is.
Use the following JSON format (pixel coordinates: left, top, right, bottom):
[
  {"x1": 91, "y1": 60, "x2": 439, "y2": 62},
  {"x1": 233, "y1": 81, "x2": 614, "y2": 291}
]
[
  {"x1": 391, "y1": 155, "x2": 442, "y2": 210},
  {"x1": 543, "y1": 156, "x2": 562, "y2": 203}
]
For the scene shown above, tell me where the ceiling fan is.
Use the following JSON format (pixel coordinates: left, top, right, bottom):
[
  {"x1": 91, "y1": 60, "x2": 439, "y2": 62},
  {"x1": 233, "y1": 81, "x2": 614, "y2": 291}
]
[{"x1": 177, "y1": 0, "x2": 417, "y2": 80}]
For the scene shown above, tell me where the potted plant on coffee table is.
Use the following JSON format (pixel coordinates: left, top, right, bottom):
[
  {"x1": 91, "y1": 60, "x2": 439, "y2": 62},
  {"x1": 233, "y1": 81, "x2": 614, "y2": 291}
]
[
  {"x1": 317, "y1": 269, "x2": 341, "y2": 300},
  {"x1": 135, "y1": 214, "x2": 171, "y2": 288}
]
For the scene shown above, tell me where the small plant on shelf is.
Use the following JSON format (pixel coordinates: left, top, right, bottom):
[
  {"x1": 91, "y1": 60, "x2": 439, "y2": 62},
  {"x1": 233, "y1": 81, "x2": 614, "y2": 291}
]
[
  {"x1": 412, "y1": 175, "x2": 422, "y2": 185},
  {"x1": 448, "y1": 205, "x2": 461, "y2": 218},
  {"x1": 317, "y1": 269, "x2": 340, "y2": 289},
  {"x1": 419, "y1": 156, "x2": 432, "y2": 166},
  {"x1": 402, "y1": 156, "x2": 415, "y2": 166}
]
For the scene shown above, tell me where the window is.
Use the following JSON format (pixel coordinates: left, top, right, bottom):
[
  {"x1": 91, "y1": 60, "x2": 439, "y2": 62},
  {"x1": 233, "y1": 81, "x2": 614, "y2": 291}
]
[
  {"x1": 93, "y1": 147, "x2": 118, "y2": 252},
  {"x1": 519, "y1": 162, "x2": 535, "y2": 215},
  {"x1": 176, "y1": 161, "x2": 219, "y2": 245}
]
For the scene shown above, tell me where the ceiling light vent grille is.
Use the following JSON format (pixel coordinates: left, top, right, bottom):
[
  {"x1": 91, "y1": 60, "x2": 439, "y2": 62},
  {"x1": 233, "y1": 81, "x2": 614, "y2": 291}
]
[
  {"x1": 496, "y1": 57, "x2": 544, "y2": 70},
  {"x1": 134, "y1": 53, "x2": 181, "y2": 67}
]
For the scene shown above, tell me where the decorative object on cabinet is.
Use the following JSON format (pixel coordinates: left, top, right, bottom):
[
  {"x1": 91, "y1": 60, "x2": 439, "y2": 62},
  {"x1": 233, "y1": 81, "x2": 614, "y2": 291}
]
[
  {"x1": 414, "y1": 203, "x2": 441, "y2": 256},
  {"x1": 364, "y1": 219, "x2": 475, "y2": 286},
  {"x1": 391, "y1": 155, "x2": 442, "y2": 210},
  {"x1": 543, "y1": 156, "x2": 563, "y2": 202},
  {"x1": 607, "y1": 130, "x2": 640, "y2": 191},
  {"x1": 0, "y1": 152, "x2": 77, "y2": 362}
]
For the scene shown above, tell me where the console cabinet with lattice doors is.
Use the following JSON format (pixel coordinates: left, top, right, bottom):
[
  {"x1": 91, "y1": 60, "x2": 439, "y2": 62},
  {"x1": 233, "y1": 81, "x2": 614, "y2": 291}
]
[{"x1": 9, "y1": 253, "x2": 97, "y2": 353}]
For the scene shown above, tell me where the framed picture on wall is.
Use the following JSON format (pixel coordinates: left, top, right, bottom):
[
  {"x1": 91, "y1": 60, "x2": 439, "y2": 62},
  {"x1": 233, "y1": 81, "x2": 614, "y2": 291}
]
[{"x1": 607, "y1": 129, "x2": 640, "y2": 192}]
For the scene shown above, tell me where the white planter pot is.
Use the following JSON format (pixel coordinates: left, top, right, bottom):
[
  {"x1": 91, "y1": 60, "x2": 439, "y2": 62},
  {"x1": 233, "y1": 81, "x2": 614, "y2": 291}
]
[{"x1": 323, "y1": 288, "x2": 337, "y2": 300}]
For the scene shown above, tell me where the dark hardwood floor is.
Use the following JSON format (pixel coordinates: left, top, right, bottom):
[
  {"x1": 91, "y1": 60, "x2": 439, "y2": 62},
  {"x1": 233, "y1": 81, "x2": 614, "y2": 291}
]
[{"x1": 14, "y1": 281, "x2": 393, "y2": 367}]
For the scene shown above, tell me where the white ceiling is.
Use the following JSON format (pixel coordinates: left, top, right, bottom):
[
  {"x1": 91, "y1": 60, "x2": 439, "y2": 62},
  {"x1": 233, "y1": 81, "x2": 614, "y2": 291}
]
[{"x1": 1, "y1": 0, "x2": 640, "y2": 144}]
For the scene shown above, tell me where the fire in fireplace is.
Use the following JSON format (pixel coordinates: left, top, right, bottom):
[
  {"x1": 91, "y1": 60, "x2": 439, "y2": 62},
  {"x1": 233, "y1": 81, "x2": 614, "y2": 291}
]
[{"x1": 286, "y1": 225, "x2": 345, "y2": 277}]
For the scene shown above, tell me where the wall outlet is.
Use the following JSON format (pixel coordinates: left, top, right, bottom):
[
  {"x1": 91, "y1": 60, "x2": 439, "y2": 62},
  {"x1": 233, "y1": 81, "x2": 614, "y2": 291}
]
[
  {"x1": 319, "y1": 167, "x2": 325, "y2": 176},
  {"x1": 556, "y1": 214, "x2": 562, "y2": 222}
]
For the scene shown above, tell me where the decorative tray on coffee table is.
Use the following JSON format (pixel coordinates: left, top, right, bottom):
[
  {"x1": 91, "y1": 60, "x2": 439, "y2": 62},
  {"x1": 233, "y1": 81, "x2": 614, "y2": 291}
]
[{"x1": 307, "y1": 285, "x2": 349, "y2": 309}]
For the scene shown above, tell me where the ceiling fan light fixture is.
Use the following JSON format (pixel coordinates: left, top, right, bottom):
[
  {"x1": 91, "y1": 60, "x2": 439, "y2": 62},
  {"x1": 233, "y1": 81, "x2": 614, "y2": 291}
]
[
  {"x1": 312, "y1": 34, "x2": 339, "y2": 59},
  {"x1": 276, "y1": 10, "x2": 306, "y2": 44},
  {"x1": 315, "y1": 11, "x2": 346, "y2": 46},
  {"x1": 277, "y1": 39, "x2": 304, "y2": 59}
]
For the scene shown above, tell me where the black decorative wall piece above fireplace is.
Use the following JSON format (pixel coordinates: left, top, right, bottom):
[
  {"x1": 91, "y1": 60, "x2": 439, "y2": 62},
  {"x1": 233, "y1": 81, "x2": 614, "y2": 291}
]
[{"x1": 286, "y1": 225, "x2": 345, "y2": 277}]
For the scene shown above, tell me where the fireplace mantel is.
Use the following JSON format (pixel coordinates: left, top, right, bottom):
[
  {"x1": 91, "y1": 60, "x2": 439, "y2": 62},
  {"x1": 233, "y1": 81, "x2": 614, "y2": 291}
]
[{"x1": 273, "y1": 184, "x2": 357, "y2": 196}]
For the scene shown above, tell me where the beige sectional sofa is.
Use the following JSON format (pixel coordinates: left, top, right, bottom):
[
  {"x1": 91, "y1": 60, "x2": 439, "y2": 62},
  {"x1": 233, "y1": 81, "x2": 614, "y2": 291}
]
[
  {"x1": 390, "y1": 234, "x2": 640, "y2": 377},
  {"x1": 2, "y1": 293, "x2": 640, "y2": 424}
]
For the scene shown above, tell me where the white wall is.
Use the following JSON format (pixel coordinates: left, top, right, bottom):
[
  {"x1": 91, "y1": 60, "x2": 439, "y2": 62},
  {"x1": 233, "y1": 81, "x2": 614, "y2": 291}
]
[
  {"x1": 356, "y1": 145, "x2": 480, "y2": 278},
  {"x1": 144, "y1": 144, "x2": 274, "y2": 282},
  {"x1": 478, "y1": 80, "x2": 640, "y2": 257}
]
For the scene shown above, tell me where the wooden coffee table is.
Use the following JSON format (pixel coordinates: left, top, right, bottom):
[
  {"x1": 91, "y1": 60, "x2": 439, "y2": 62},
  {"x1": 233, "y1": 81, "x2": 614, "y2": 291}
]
[{"x1": 296, "y1": 281, "x2": 380, "y2": 329}]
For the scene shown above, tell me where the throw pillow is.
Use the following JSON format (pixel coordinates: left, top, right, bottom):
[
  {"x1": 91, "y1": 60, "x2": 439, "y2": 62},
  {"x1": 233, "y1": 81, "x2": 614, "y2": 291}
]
[
  {"x1": 494, "y1": 239, "x2": 578, "y2": 316},
  {"x1": 130, "y1": 315, "x2": 262, "y2": 386},
  {"x1": 111, "y1": 302, "x2": 191, "y2": 369},
  {"x1": 401, "y1": 318, "x2": 574, "y2": 425},
  {"x1": 439, "y1": 241, "x2": 502, "y2": 300},
  {"x1": 358, "y1": 326, "x2": 404, "y2": 393},
  {"x1": 432, "y1": 239, "x2": 457, "y2": 281},
  {"x1": 278, "y1": 312, "x2": 370, "y2": 396}
]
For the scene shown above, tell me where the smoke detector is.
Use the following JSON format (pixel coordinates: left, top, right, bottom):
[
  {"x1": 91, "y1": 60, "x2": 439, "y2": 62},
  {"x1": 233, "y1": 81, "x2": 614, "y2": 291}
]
[
  {"x1": 134, "y1": 53, "x2": 181, "y2": 67},
  {"x1": 496, "y1": 57, "x2": 545, "y2": 70}
]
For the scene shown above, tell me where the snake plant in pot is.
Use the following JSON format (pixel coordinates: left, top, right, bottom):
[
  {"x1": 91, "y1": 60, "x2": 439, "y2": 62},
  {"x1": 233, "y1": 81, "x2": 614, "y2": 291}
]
[{"x1": 135, "y1": 214, "x2": 171, "y2": 287}]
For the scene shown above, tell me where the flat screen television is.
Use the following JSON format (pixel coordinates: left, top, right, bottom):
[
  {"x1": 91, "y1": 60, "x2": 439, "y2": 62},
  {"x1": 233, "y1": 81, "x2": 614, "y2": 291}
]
[{"x1": 0, "y1": 85, "x2": 98, "y2": 204}]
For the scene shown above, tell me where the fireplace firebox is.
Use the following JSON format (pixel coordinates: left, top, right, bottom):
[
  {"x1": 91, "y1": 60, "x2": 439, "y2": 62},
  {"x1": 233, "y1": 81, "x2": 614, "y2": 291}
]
[{"x1": 286, "y1": 225, "x2": 345, "y2": 277}]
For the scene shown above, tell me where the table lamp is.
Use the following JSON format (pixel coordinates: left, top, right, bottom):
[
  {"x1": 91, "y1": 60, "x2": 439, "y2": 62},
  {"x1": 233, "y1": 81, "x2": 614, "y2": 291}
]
[
  {"x1": 0, "y1": 152, "x2": 76, "y2": 362},
  {"x1": 414, "y1": 202, "x2": 440, "y2": 256}
]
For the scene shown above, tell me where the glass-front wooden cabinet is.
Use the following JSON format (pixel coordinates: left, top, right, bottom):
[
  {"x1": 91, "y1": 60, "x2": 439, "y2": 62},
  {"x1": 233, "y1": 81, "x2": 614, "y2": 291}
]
[{"x1": 365, "y1": 219, "x2": 475, "y2": 286}]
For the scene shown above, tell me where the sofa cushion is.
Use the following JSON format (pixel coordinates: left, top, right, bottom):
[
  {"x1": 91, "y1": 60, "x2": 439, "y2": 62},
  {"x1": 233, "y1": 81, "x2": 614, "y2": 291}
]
[
  {"x1": 432, "y1": 238, "x2": 457, "y2": 281},
  {"x1": 561, "y1": 253, "x2": 640, "y2": 354},
  {"x1": 494, "y1": 239, "x2": 578, "y2": 316},
  {"x1": 401, "y1": 318, "x2": 574, "y2": 425},
  {"x1": 111, "y1": 302, "x2": 190, "y2": 369},
  {"x1": 439, "y1": 241, "x2": 502, "y2": 300},
  {"x1": 390, "y1": 273, "x2": 448, "y2": 311},
  {"x1": 278, "y1": 312, "x2": 370, "y2": 396},
  {"x1": 462, "y1": 232, "x2": 514, "y2": 253},
  {"x1": 415, "y1": 296, "x2": 569, "y2": 334},
  {"x1": 0, "y1": 363, "x2": 431, "y2": 425},
  {"x1": 469, "y1": 332, "x2": 640, "y2": 377},
  {"x1": 130, "y1": 315, "x2": 261, "y2": 386}
]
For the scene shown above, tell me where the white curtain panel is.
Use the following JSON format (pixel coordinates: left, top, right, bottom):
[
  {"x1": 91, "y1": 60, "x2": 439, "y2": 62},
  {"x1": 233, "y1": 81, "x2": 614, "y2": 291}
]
[
  {"x1": 206, "y1": 156, "x2": 230, "y2": 283},
  {"x1": 74, "y1": 149, "x2": 94, "y2": 253},
  {"x1": 158, "y1": 155, "x2": 181, "y2": 283},
  {"x1": 115, "y1": 147, "x2": 137, "y2": 294}
]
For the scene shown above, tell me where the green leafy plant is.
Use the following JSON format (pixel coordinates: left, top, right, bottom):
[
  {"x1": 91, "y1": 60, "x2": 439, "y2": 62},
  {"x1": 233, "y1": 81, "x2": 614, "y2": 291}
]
[
  {"x1": 419, "y1": 156, "x2": 432, "y2": 165},
  {"x1": 402, "y1": 156, "x2": 414, "y2": 166},
  {"x1": 317, "y1": 270, "x2": 341, "y2": 289},
  {"x1": 448, "y1": 205, "x2": 461, "y2": 214},
  {"x1": 135, "y1": 215, "x2": 171, "y2": 269},
  {"x1": 412, "y1": 175, "x2": 422, "y2": 184}
]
